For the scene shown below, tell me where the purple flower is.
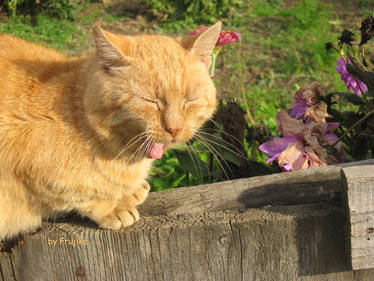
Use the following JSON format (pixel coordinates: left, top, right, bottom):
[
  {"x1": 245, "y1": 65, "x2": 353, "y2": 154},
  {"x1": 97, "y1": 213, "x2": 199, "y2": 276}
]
[
  {"x1": 289, "y1": 82, "x2": 330, "y2": 123},
  {"x1": 259, "y1": 136, "x2": 310, "y2": 172},
  {"x1": 259, "y1": 111, "x2": 344, "y2": 172},
  {"x1": 259, "y1": 136, "x2": 309, "y2": 171},
  {"x1": 259, "y1": 136, "x2": 299, "y2": 163},
  {"x1": 335, "y1": 58, "x2": 368, "y2": 95},
  {"x1": 290, "y1": 89, "x2": 314, "y2": 119}
]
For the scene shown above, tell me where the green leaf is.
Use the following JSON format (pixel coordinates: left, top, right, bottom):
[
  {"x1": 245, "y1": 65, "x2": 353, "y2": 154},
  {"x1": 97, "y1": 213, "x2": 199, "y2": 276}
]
[
  {"x1": 366, "y1": 72, "x2": 374, "y2": 81},
  {"x1": 367, "y1": 88, "x2": 374, "y2": 97},
  {"x1": 220, "y1": 149, "x2": 242, "y2": 167},
  {"x1": 351, "y1": 135, "x2": 369, "y2": 160},
  {"x1": 328, "y1": 108, "x2": 344, "y2": 120},
  {"x1": 341, "y1": 111, "x2": 364, "y2": 128},
  {"x1": 174, "y1": 150, "x2": 209, "y2": 180}
]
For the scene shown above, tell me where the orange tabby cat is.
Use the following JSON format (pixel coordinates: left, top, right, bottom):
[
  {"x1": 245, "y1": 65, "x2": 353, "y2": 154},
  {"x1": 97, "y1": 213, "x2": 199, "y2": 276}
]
[{"x1": 0, "y1": 22, "x2": 221, "y2": 240}]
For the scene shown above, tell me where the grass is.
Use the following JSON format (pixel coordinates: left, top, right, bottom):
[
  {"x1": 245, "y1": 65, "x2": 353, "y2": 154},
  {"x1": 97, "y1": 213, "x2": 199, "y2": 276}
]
[
  {"x1": 219, "y1": 0, "x2": 346, "y2": 127},
  {"x1": 0, "y1": 14, "x2": 82, "y2": 52},
  {"x1": 0, "y1": 2, "x2": 124, "y2": 55},
  {"x1": 0, "y1": 0, "x2": 372, "y2": 190}
]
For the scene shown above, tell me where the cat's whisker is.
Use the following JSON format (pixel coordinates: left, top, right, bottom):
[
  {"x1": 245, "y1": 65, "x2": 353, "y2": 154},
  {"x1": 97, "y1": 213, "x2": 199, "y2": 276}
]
[
  {"x1": 206, "y1": 119, "x2": 245, "y2": 147},
  {"x1": 199, "y1": 127, "x2": 242, "y2": 147},
  {"x1": 143, "y1": 138, "x2": 152, "y2": 159},
  {"x1": 194, "y1": 135, "x2": 232, "y2": 182},
  {"x1": 114, "y1": 133, "x2": 147, "y2": 160},
  {"x1": 212, "y1": 129, "x2": 244, "y2": 148},
  {"x1": 208, "y1": 118, "x2": 224, "y2": 130},
  {"x1": 126, "y1": 135, "x2": 151, "y2": 165},
  {"x1": 136, "y1": 135, "x2": 152, "y2": 163},
  {"x1": 195, "y1": 131, "x2": 246, "y2": 160},
  {"x1": 186, "y1": 140, "x2": 204, "y2": 182},
  {"x1": 112, "y1": 131, "x2": 149, "y2": 161}
]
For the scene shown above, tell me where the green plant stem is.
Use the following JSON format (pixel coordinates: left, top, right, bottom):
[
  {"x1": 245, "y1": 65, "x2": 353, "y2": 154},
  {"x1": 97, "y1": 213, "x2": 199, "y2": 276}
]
[
  {"x1": 356, "y1": 79, "x2": 371, "y2": 109},
  {"x1": 209, "y1": 153, "x2": 213, "y2": 182},
  {"x1": 210, "y1": 51, "x2": 218, "y2": 77},
  {"x1": 185, "y1": 171, "x2": 190, "y2": 186},
  {"x1": 237, "y1": 41, "x2": 255, "y2": 126},
  {"x1": 332, "y1": 107, "x2": 374, "y2": 148}
]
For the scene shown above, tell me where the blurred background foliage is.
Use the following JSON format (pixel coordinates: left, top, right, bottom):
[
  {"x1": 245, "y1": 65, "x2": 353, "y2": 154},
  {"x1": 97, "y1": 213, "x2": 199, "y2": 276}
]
[{"x1": 0, "y1": 0, "x2": 373, "y2": 190}]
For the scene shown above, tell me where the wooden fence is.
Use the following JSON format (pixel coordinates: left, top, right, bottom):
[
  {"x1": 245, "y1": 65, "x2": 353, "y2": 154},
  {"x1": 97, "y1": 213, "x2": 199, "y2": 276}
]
[{"x1": 1, "y1": 160, "x2": 374, "y2": 281}]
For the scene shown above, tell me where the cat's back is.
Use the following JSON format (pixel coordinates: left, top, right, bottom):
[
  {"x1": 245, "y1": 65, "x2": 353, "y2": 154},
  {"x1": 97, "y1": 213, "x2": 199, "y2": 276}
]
[
  {"x1": 0, "y1": 34, "x2": 67, "y2": 65},
  {"x1": 0, "y1": 34, "x2": 69, "y2": 91},
  {"x1": 0, "y1": 35, "x2": 83, "y2": 111}
]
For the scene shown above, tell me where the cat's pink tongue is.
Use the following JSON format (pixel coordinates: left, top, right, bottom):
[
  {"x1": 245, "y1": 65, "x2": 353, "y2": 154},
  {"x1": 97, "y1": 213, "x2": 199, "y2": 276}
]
[{"x1": 149, "y1": 143, "x2": 165, "y2": 159}]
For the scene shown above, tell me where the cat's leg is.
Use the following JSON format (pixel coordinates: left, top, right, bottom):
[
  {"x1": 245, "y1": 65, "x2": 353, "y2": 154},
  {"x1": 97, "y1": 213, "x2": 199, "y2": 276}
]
[
  {"x1": 0, "y1": 178, "x2": 43, "y2": 241},
  {"x1": 93, "y1": 180, "x2": 150, "y2": 229},
  {"x1": 77, "y1": 199, "x2": 140, "y2": 230},
  {"x1": 75, "y1": 181, "x2": 150, "y2": 230}
]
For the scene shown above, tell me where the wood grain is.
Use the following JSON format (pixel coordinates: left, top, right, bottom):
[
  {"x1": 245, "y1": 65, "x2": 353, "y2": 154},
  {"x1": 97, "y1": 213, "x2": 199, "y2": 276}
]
[
  {"x1": 1, "y1": 205, "x2": 373, "y2": 281},
  {"x1": 342, "y1": 165, "x2": 374, "y2": 270},
  {"x1": 140, "y1": 165, "x2": 343, "y2": 216}
]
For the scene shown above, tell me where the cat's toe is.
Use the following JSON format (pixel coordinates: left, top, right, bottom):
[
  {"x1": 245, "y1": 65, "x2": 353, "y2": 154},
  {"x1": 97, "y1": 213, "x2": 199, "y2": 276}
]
[
  {"x1": 98, "y1": 214, "x2": 122, "y2": 230},
  {"x1": 117, "y1": 206, "x2": 139, "y2": 227},
  {"x1": 142, "y1": 181, "x2": 150, "y2": 191},
  {"x1": 98, "y1": 206, "x2": 139, "y2": 230}
]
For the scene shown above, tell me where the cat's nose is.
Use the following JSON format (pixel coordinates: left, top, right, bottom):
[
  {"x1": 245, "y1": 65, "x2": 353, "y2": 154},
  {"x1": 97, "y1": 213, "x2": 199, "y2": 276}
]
[{"x1": 166, "y1": 127, "x2": 182, "y2": 138}]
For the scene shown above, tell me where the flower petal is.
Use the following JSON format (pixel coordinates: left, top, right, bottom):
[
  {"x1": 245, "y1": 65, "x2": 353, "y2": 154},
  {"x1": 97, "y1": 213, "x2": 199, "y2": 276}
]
[
  {"x1": 290, "y1": 104, "x2": 307, "y2": 119},
  {"x1": 326, "y1": 122, "x2": 340, "y2": 131},
  {"x1": 304, "y1": 146, "x2": 327, "y2": 168},
  {"x1": 278, "y1": 141, "x2": 309, "y2": 171},
  {"x1": 305, "y1": 101, "x2": 331, "y2": 123},
  {"x1": 335, "y1": 58, "x2": 368, "y2": 96},
  {"x1": 277, "y1": 111, "x2": 304, "y2": 136},
  {"x1": 259, "y1": 136, "x2": 299, "y2": 159}
]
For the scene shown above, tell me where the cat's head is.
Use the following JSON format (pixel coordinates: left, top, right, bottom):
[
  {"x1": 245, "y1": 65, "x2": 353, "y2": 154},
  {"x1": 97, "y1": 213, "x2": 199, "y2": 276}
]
[{"x1": 86, "y1": 23, "x2": 221, "y2": 160}]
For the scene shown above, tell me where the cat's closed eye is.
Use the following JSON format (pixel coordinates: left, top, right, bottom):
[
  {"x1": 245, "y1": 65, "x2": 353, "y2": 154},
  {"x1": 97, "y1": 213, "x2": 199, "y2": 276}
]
[
  {"x1": 141, "y1": 97, "x2": 161, "y2": 109},
  {"x1": 183, "y1": 98, "x2": 200, "y2": 109}
]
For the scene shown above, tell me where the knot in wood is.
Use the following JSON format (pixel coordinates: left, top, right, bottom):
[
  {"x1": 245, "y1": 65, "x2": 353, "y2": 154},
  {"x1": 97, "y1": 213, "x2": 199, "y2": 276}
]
[
  {"x1": 76, "y1": 266, "x2": 85, "y2": 277},
  {"x1": 219, "y1": 235, "x2": 229, "y2": 245}
]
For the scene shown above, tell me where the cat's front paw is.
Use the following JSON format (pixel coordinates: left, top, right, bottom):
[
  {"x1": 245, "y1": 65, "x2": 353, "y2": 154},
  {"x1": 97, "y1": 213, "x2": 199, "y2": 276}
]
[
  {"x1": 124, "y1": 180, "x2": 150, "y2": 206},
  {"x1": 98, "y1": 205, "x2": 139, "y2": 230}
]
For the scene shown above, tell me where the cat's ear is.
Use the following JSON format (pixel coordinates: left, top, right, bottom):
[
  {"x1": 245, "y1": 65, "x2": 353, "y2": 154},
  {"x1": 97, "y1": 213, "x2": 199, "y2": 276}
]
[
  {"x1": 93, "y1": 24, "x2": 132, "y2": 75},
  {"x1": 179, "y1": 22, "x2": 222, "y2": 70}
]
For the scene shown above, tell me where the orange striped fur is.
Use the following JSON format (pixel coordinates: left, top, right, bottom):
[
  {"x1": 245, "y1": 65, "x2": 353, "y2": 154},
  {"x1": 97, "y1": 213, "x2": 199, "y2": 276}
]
[{"x1": 0, "y1": 22, "x2": 221, "y2": 240}]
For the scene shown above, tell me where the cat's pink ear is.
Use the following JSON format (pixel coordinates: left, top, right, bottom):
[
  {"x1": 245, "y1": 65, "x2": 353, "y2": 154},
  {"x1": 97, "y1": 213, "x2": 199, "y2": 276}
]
[
  {"x1": 180, "y1": 22, "x2": 222, "y2": 70},
  {"x1": 93, "y1": 25, "x2": 132, "y2": 75}
]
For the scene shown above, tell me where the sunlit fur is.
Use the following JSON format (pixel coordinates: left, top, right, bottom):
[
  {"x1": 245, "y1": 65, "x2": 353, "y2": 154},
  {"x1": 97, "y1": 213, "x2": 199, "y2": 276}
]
[{"x1": 0, "y1": 23, "x2": 221, "y2": 240}]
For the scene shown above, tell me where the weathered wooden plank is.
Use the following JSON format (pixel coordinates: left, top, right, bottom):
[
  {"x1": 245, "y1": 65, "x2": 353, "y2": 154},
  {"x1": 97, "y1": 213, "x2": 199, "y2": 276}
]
[
  {"x1": 142, "y1": 160, "x2": 374, "y2": 218},
  {"x1": 0, "y1": 254, "x2": 16, "y2": 281},
  {"x1": 342, "y1": 165, "x2": 374, "y2": 270},
  {"x1": 297, "y1": 270, "x2": 371, "y2": 281},
  {"x1": 140, "y1": 165, "x2": 343, "y2": 216},
  {"x1": 0, "y1": 205, "x2": 372, "y2": 281},
  {"x1": 1, "y1": 205, "x2": 374, "y2": 281}
]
